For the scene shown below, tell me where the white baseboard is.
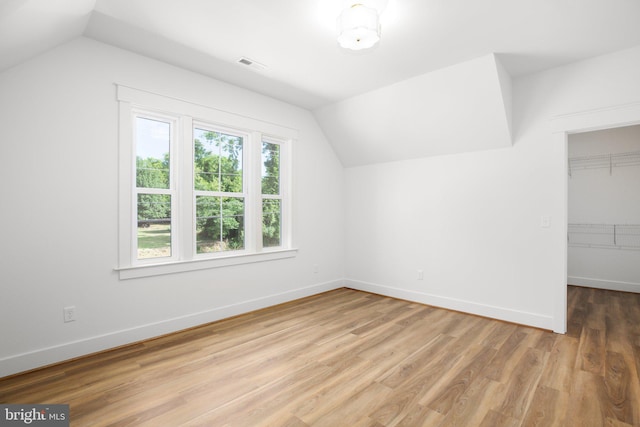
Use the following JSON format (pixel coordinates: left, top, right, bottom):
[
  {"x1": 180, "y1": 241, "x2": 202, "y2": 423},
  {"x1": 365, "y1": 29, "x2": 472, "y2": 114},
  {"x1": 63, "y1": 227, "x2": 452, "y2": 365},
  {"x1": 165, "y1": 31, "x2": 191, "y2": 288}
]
[
  {"x1": 0, "y1": 279, "x2": 344, "y2": 378},
  {"x1": 568, "y1": 276, "x2": 640, "y2": 293},
  {"x1": 345, "y1": 279, "x2": 554, "y2": 331}
]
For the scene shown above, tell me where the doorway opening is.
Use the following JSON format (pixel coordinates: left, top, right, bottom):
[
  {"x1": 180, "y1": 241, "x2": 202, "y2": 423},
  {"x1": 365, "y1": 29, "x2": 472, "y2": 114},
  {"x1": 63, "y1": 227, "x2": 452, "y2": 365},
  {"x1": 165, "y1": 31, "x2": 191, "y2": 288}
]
[
  {"x1": 567, "y1": 125, "x2": 640, "y2": 292},
  {"x1": 553, "y1": 102, "x2": 640, "y2": 333}
]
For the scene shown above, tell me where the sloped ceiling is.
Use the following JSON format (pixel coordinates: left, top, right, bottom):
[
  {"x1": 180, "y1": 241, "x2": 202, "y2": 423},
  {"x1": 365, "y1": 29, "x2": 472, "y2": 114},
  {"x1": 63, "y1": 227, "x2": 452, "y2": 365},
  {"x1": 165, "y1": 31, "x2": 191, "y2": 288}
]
[
  {"x1": 0, "y1": 0, "x2": 96, "y2": 71},
  {"x1": 314, "y1": 54, "x2": 513, "y2": 166},
  {"x1": 3, "y1": 0, "x2": 640, "y2": 165}
]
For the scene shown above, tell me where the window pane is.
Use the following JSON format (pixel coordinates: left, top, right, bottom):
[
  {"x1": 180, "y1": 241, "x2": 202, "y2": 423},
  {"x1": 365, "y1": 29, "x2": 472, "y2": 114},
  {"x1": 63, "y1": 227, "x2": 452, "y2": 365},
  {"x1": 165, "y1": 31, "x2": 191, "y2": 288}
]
[
  {"x1": 196, "y1": 196, "x2": 245, "y2": 253},
  {"x1": 136, "y1": 117, "x2": 170, "y2": 189},
  {"x1": 194, "y1": 128, "x2": 243, "y2": 192},
  {"x1": 262, "y1": 142, "x2": 280, "y2": 195},
  {"x1": 262, "y1": 199, "x2": 281, "y2": 248},
  {"x1": 137, "y1": 194, "x2": 171, "y2": 259}
]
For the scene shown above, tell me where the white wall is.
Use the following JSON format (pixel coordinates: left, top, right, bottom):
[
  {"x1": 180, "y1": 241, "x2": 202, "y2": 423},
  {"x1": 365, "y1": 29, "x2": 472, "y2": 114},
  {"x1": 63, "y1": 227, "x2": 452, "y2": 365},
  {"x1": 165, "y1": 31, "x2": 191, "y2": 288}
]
[
  {"x1": 3, "y1": 37, "x2": 640, "y2": 377},
  {"x1": 0, "y1": 37, "x2": 345, "y2": 377},
  {"x1": 344, "y1": 44, "x2": 640, "y2": 332},
  {"x1": 567, "y1": 125, "x2": 640, "y2": 292}
]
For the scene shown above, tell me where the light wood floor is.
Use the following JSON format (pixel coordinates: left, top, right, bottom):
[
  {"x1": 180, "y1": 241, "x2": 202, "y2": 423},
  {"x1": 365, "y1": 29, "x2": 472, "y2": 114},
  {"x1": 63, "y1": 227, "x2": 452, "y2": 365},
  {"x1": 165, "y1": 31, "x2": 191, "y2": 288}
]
[{"x1": 1, "y1": 286, "x2": 639, "y2": 426}]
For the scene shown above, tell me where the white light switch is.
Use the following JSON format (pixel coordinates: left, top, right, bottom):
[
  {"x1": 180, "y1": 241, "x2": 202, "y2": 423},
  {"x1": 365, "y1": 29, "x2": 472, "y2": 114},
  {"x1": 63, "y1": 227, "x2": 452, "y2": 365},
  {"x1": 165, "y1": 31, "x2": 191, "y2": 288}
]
[{"x1": 541, "y1": 216, "x2": 551, "y2": 228}]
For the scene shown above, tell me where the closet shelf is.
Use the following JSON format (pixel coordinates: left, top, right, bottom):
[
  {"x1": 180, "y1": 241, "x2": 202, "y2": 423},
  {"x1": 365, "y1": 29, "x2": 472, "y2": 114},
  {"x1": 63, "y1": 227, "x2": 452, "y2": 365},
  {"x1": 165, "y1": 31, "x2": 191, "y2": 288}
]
[
  {"x1": 568, "y1": 223, "x2": 640, "y2": 250},
  {"x1": 568, "y1": 150, "x2": 640, "y2": 176}
]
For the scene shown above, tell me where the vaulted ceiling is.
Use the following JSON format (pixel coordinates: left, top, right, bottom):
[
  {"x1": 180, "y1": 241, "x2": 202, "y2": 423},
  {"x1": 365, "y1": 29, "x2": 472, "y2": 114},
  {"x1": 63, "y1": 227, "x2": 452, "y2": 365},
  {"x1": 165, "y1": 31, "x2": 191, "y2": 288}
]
[{"x1": 3, "y1": 0, "x2": 640, "y2": 165}]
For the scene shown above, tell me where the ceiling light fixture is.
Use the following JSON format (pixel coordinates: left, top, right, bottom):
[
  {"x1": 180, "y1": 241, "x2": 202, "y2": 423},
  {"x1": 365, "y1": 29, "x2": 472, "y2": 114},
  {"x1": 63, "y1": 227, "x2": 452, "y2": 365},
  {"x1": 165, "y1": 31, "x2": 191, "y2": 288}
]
[{"x1": 337, "y1": 0, "x2": 388, "y2": 50}]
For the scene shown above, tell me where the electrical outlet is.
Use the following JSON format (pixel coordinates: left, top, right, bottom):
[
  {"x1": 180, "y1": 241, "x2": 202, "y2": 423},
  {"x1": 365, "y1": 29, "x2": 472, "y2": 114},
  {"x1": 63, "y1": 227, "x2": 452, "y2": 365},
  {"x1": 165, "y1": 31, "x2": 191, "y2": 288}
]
[
  {"x1": 417, "y1": 269, "x2": 424, "y2": 280},
  {"x1": 313, "y1": 264, "x2": 319, "y2": 274},
  {"x1": 63, "y1": 306, "x2": 76, "y2": 323}
]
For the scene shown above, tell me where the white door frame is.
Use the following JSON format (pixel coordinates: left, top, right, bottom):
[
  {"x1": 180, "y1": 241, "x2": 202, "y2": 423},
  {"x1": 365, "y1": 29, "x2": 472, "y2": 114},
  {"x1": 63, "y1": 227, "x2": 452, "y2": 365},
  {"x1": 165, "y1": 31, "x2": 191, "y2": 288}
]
[{"x1": 551, "y1": 101, "x2": 640, "y2": 333}]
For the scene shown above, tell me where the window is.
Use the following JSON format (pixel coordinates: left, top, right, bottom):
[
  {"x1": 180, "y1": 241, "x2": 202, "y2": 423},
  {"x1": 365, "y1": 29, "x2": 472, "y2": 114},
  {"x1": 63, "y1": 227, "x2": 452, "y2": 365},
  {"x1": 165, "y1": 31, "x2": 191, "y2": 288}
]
[
  {"x1": 134, "y1": 115, "x2": 175, "y2": 261},
  {"x1": 262, "y1": 139, "x2": 282, "y2": 248},
  {"x1": 117, "y1": 86, "x2": 296, "y2": 279},
  {"x1": 193, "y1": 126, "x2": 246, "y2": 254}
]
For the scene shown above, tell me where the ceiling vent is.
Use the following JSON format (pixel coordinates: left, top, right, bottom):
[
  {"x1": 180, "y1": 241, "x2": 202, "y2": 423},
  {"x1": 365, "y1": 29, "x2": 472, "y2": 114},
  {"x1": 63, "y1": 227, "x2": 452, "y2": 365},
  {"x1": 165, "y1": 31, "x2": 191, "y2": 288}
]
[{"x1": 237, "y1": 57, "x2": 267, "y2": 71}]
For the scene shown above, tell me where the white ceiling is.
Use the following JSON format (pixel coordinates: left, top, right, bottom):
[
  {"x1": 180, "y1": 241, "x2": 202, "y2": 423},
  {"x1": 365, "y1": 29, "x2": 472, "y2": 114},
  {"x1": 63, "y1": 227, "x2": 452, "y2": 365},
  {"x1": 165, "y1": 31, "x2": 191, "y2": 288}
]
[
  {"x1": 3, "y1": 0, "x2": 640, "y2": 110},
  {"x1": 2, "y1": 0, "x2": 640, "y2": 165}
]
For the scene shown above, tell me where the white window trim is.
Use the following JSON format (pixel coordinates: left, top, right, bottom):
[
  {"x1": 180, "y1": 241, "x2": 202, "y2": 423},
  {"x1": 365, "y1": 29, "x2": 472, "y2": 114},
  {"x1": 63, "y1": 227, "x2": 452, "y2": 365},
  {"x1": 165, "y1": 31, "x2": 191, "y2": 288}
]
[{"x1": 115, "y1": 85, "x2": 297, "y2": 280}]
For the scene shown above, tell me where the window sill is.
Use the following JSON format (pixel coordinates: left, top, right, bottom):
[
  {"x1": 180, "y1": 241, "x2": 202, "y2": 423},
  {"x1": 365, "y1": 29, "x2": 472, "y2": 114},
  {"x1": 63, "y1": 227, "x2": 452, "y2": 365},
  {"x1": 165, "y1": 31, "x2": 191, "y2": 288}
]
[{"x1": 115, "y1": 248, "x2": 298, "y2": 280}]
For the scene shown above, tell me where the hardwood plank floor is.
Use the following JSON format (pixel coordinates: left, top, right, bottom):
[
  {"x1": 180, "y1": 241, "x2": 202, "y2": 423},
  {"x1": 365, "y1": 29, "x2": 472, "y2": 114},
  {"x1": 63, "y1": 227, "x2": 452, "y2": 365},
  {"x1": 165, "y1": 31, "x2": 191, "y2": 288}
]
[{"x1": 1, "y1": 286, "x2": 639, "y2": 426}]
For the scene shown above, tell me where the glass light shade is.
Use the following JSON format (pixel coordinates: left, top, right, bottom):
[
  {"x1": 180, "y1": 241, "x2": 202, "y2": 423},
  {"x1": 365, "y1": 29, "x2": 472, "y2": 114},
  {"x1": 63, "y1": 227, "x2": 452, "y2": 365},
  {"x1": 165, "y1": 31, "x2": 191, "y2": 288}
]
[{"x1": 337, "y1": 4, "x2": 380, "y2": 50}]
